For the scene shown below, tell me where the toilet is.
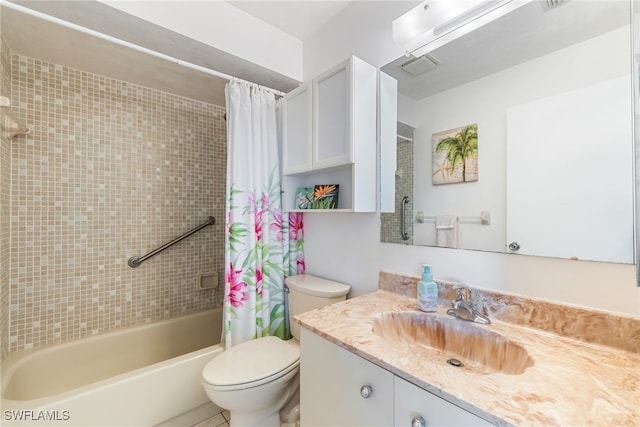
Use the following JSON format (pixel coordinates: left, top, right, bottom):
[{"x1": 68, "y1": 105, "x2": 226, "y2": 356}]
[{"x1": 201, "y1": 274, "x2": 350, "y2": 427}]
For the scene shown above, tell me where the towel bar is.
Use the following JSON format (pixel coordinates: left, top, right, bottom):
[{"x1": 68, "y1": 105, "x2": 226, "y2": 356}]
[{"x1": 416, "y1": 211, "x2": 491, "y2": 225}]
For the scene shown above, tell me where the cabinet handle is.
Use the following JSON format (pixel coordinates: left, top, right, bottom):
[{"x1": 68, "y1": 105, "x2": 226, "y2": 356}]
[
  {"x1": 411, "y1": 416, "x2": 426, "y2": 427},
  {"x1": 360, "y1": 385, "x2": 373, "y2": 399}
]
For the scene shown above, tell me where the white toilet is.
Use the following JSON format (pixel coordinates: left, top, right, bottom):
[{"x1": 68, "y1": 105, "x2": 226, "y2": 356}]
[{"x1": 201, "y1": 274, "x2": 350, "y2": 427}]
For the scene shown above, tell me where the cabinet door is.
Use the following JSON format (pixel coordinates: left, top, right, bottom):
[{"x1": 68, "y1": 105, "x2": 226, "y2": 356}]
[
  {"x1": 300, "y1": 329, "x2": 394, "y2": 427},
  {"x1": 312, "y1": 60, "x2": 351, "y2": 169},
  {"x1": 394, "y1": 376, "x2": 494, "y2": 427},
  {"x1": 283, "y1": 83, "x2": 312, "y2": 174},
  {"x1": 379, "y1": 71, "x2": 398, "y2": 213}
]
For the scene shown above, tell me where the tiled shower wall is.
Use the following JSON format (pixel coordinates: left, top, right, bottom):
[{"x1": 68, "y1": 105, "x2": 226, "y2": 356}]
[
  {"x1": 380, "y1": 123, "x2": 414, "y2": 245},
  {"x1": 5, "y1": 50, "x2": 226, "y2": 355},
  {"x1": 1, "y1": 37, "x2": 11, "y2": 360}
]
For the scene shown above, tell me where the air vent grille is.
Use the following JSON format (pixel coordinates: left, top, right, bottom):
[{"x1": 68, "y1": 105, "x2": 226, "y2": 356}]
[
  {"x1": 544, "y1": 0, "x2": 568, "y2": 10},
  {"x1": 399, "y1": 55, "x2": 439, "y2": 77}
]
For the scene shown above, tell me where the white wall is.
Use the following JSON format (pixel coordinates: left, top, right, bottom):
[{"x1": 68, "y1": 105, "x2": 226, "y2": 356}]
[
  {"x1": 303, "y1": 1, "x2": 419, "y2": 80},
  {"x1": 303, "y1": 1, "x2": 640, "y2": 315}
]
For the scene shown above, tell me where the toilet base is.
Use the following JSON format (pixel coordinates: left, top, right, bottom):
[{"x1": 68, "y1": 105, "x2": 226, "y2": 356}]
[
  {"x1": 279, "y1": 386, "x2": 300, "y2": 425},
  {"x1": 228, "y1": 380, "x2": 299, "y2": 427},
  {"x1": 204, "y1": 368, "x2": 299, "y2": 427}
]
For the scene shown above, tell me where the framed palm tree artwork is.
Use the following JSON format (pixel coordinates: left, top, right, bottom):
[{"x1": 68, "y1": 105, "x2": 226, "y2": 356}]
[{"x1": 432, "y1": 123, "x2": 478, "y2": 185}]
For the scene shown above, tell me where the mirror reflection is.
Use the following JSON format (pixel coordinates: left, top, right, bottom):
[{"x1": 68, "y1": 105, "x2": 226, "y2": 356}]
[{"x1": 381, "y1": 0, "x2": 634, "y2": 264}]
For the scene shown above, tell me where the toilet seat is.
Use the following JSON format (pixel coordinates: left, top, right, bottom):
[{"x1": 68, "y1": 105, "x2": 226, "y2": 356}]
[{"x1": 202, "y1": 336, "x2": 300, "y2": 391}]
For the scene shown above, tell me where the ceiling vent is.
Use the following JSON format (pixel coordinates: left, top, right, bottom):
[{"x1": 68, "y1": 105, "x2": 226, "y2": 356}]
[
  {"x1": 400, "y1": 55, "x2": 440, "y2": 77},
  {"x1": 542, "y1": 0, "x2": 569, "y2": 11}
]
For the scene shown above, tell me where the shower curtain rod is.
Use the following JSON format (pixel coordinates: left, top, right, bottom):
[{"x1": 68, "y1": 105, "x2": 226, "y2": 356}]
[{"x1": 2, "y1": 0, "x2": 286, "y2": 97}]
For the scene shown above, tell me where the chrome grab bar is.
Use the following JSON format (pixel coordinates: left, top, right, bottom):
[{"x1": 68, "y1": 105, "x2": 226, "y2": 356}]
[
  {"x1": 401, "y1": 196, "x2": 410, "y2": 240},
  {"x1": 128, "y1": 216, "x2": 215, "y2": 268}
]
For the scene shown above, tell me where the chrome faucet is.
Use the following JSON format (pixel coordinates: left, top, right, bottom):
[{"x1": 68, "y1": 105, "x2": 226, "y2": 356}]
[{"x1": 446, "y1": 287, "x2": 491, "y2": 325}]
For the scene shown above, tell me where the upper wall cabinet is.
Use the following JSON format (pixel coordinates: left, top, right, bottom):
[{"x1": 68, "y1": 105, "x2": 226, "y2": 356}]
[
  {"x1": 282, "y1": 83, "x2": 313, "y2": 174},
  {"x1": 312, "y1": 61, "x2": 354, "y2": 169},
  {"x1": 282, "y1": 56, "x2": 382, "y2": 212}
]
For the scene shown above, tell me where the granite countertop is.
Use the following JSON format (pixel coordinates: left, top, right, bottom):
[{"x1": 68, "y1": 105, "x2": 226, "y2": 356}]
[{"x1": 294, "y1": 272, "x2": 640, "y2": 427}]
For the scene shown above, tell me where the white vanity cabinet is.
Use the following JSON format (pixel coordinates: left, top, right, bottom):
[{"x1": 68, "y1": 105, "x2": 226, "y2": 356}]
[
  {"x1": 300, "y1": 328, "x2": 495, "y2": 427},
  {"x1": 300, "y1": 328, "x2": 394, "y2": 426},
  {"x1": 282, "y1": 56, "x2": 380, "y2": 212},
  {"x1": 394, "y1": 376, "x2": 494, "y2": 427}
]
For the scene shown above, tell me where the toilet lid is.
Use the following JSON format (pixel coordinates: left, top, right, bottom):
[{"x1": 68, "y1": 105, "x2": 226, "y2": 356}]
[
  {"x1": 286, "y1": 274, "x2": 350, "y2": 298},
  {"x1": 202, "y1": 336, "x2": 300, "y2": 388}
]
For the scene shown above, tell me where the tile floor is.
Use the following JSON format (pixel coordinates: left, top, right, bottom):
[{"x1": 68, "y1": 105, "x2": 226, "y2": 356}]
[{"x1": 191, "y1": 410, "x2": 230, "y2": 427}]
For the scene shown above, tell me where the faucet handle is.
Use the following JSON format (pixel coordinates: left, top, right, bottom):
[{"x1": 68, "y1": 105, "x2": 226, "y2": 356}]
[
  {"x1": 448, "y1": 286, "x2": 491, "y2": 325},
  {"x1": 453, "y1": 286, "x2": 471, "y2": 302}
]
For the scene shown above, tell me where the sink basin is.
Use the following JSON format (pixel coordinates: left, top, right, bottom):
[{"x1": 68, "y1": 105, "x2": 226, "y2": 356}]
[{"x1": 372, "y1": 312, "x2": 533, "y2": 375}]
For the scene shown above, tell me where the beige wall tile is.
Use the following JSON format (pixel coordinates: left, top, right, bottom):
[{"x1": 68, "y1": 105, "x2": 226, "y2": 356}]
[{"x1": 3, "y1": 49, "x2": 226, "y2": 355}]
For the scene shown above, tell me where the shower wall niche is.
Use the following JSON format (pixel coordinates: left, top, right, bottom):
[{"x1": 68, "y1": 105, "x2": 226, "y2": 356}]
[{"x1": 1, "y1": 39, "x2": 227, "y2": 359}]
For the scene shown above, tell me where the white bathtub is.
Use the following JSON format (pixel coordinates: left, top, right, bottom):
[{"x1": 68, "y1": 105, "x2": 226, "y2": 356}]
[{"x1": 1, "y1": 308, "x2": 224, "y2": 426}]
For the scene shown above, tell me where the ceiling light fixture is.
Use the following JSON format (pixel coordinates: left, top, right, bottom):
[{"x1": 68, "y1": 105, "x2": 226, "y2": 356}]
[
  {"x1": 433, "y1": 0, "x2": 505, "y2": 36},
  {"x1": 392, "y1": 0, "x2": 514, "y2": 56}
]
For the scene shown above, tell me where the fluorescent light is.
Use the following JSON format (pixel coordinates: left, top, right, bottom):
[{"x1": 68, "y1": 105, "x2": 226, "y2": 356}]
[
  {"x1": 392, "y1": 1, "x2": 432, "y2": 47},
  {"x1": 434, "y1": 0, "x2": 505, "y2": 36},
  {"x1": 392, "y1": 0, "x2": 514, "y2": 54}
]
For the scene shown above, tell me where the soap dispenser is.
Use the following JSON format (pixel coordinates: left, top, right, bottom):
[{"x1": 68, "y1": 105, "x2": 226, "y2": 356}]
[{"x1": 417, "y1": 264, "x2": 438, "y2": 312}]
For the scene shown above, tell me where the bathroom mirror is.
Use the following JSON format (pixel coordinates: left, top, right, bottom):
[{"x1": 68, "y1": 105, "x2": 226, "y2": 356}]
[{"x1": 380, "y1": 0, "x2": 635, "y2": 265}]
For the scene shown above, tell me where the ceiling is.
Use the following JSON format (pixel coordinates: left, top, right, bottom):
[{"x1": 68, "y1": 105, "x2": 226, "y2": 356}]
[
  {"x1": 1, "y1": 1, "x2": 351, "y2": 106},
  {"x1": 227, "y1": 1, "x2": 351, "y2": 40}
]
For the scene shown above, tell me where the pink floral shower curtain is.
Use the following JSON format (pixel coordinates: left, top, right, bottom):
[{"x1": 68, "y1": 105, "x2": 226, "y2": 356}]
[{"x1": 224, "y1": 80, "x2": 305, "y2": 348}]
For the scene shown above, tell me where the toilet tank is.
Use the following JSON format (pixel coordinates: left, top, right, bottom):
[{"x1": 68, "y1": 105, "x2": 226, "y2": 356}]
[{"x1": 286, "y1": 274, "x2": 350, "y2": 340}]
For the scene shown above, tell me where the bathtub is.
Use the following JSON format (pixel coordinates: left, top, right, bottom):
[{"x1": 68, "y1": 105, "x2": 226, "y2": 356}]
[{"x1": 1, "y1": 308, "x2": 224, "y2": 426}]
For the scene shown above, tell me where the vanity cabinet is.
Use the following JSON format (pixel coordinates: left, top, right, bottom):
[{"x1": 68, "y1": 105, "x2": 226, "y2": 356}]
[
  {"x1": 394, "y1": 376, "x2": 493, "y2": 427},
  {"x1": 300, "y1": 328, "x2": 494, "y2": 427},
  {"x1": 282, "y1": 56, "x2": 379, "y2": 212},
  {"x1": 300, "y1": 328, "x2": 394, "y2": 426}
]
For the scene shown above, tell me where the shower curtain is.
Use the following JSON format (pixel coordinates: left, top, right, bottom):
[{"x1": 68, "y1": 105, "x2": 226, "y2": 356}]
[{"x1": 224, "y1": 80, "x2": 305, "y2": 348}]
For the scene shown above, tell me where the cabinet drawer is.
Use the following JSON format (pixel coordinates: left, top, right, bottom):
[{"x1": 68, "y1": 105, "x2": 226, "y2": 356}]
[{"x1": 394, "y1": 376, "x2": 494, "y2": 427}]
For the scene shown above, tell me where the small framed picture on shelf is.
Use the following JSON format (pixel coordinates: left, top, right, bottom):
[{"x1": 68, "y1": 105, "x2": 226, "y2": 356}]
[{"x1": 295, "y1": 185, "x2": 339, "y2": 209}]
